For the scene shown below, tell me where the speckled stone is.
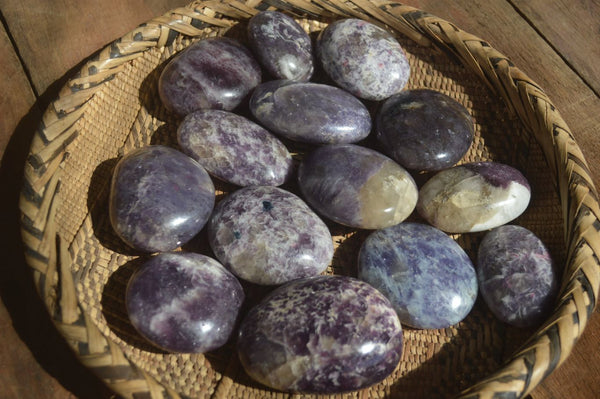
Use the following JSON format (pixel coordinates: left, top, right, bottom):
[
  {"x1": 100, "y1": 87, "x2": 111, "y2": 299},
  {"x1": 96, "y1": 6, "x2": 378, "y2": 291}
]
[
  {"x1": 237, "y1": 275, "x2": 403, "y2": 393},
  {"x1": 126, "y1": 252, "x2": 244, "y2": 353},
  {"x1": 109, "y1": 145, "x2": 215, "y2": 252},
  {"x1": 417, "y1": 162, "x2": 531, "y2": 233},
  {"x1": 208, "y1": 186, "x2": 333, "y2": 285},
  {"x1": 316, "y1": 18, "x2": 410, "y2": 101},
  {"x1": 298, "y1": 144, "x2": 418, "y2": 229},
  {"x1": 158, "y1": 37, "x2": 261, "y2": 116},
  {"x1": 177, "y1": 110, "x2": 293, "y2": 186},
  {"x1": 247, "y1": 11, "x2": 313, "y2": 81},
  {"x1": 358, "y1": 223, "x2": 478, "y2": 329},
  {"x1": 376, "y1": 89, "x2": 474, "y2": 171},
  {"x1": 249, "y1": 80, "x2": 372, "y2": 144},
  {"x1": 478, "y1": 225, "x2": 557, "y2": 328}
]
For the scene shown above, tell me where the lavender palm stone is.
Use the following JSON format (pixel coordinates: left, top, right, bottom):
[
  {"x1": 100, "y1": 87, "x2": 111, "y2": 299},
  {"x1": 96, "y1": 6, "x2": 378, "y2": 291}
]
[{"x1": 237, "y1": 275, "x2": 403, "y2": 393}]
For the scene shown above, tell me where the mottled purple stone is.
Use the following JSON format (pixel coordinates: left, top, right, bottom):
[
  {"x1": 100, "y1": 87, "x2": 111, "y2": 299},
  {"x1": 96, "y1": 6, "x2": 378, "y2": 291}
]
[
  {"x1": 247, "y1": 11, "x2": 313, "y2": 81},
  {"x1": 249, "y1": 80, "x2": 372, "y2": 144},
  {"x1": 109, "y1": 145, "x2": 215, "y2": 252},
  {"x1": 208, "y1": 186, "x2": 333, "y2": 285},
  {"x1": 158, "y1": 37, "x2": 261, "y2": 116},
  {"x1": 126, "y1": 252, "x2": 244, "y2": 353},
  {"x1": 237, "y1": 275, "x2": 403, "y2": 393},
  {"x1": 316, "y1": 19, "x2": 410, "y2": 101},
  {"x1": 477, "y1": 225, "x2": 557, "y2": 328},
  {"x1": 376, "y1": 89, "x2": 474, "y2": 171}
]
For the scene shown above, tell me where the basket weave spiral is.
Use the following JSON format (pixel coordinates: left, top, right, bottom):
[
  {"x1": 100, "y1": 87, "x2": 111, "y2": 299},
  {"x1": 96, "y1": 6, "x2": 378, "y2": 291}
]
[{"x1": 19, "y1": 1, "x2": 600, "y2": 398}]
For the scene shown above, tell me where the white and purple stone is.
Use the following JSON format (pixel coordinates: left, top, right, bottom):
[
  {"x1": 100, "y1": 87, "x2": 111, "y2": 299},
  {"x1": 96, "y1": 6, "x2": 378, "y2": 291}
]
[
  {"x1": 298, "y1": 144, "x2": 418, "y2": 229},
  {"x1": 237, "y1": 275, "x2": 403, "y2": 393},
  {"x1": 109, "y1": 145, "x2": 215, "y2": 252},
  {"x1": 477, "y1": 225, "x2": 557, "y2": 328},
  {"x1": 417, "y1": 162, "x2": 531, "y2": 233},
  {"x1": 249, "y1": 80, "x2": 372, "y2": 144},
  {"x1": 177, "y1": 110, "x2": 293, "y2": 186},
  {"x1": 358, "y1": 223, "x2": 478, "y2": 329},
  {"x1": 316, "y1": 18, "x2": 410, "y2": 101},
  {"x1": 126, "y1": 252, "x2": 244, "y2": 353},
  {"x1": 207, "y1": 186, "x2": 333, "y2": 285}
]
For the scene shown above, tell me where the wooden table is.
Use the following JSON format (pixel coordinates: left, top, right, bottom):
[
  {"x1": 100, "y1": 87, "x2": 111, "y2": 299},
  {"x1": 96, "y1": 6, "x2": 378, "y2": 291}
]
[{"x1": 0, "y1": 0, "x2": 598, "y2": 398}]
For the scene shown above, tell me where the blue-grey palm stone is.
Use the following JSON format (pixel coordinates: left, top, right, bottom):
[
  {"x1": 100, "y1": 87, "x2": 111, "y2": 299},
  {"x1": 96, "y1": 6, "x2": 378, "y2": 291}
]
[
  {"x1": 208, "y1": 186, "x2": 333, "y2": 285},
  {"x1": 358, "y1": 223, "x2": 478, "y2": 329},
  {"x1": 237, "y1": 275, "x2": 403, "y2": 393},
  {"x1": 126, "y1": 252, "x2": 244, "y2": 353},
  {"x1": 477, "y1": 225, "x2": 557, "y2": 328},
  {"x1": 109, "y1": 145, "x2": 215, "y2": 252},
  {"x1": 249, "y1": 80, "x2": 371, "y2": 144}
]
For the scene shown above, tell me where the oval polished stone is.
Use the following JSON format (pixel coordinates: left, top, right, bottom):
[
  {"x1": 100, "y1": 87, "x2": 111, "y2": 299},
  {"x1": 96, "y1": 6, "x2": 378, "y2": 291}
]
[
  {"x1": 237, "y1": 275, "x2": 403, "y2": 393},
  {"x1": 417, "y1": 162, "x2": 531, "y2": 233},
  {"x1": 247, "y1": 11, "x2": 313, "y2": 81},
  {"x1": 250, "y1": 80, "x2": 371, "y2": 144},
  {"x1": 316, "y1": 19, "x2": 410, "y2": 101},
  {"x1": 178, "y1": 110, "x2": 293, "y2": 186},
  {"x1": 376, "y1": 89, "x2": 474, "y2": 171},
  {"x1": 208, "y1": 186, "x2": 333, "y2": 285},
  {"x1": 126, "y1": 252, "x2": 244, "y2": 353},
  {"x1": 358, "y1": 223, "x2": 478, "y2": 329},
  {"x1": 158, "y1": 37, "x2": 261, "y2": 116},
  {"x1": 109, "y1": 145, "x2": 215, "y2": 252},
  {"x1": 298, "y1": 144, "x2": 418, "y2": 229},
  {"x1": 478, "y1": 225, "x2": 557, "y2": 328}
]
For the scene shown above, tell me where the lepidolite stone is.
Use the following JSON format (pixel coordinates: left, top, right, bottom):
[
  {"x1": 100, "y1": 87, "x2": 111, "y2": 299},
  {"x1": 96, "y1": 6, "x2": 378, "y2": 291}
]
[
  {"x1": 359, "y1": 223, "x2": 477, "y2": 329},
  {"x1": 417, "y1": 162, "x2": 531, "y2": 233},
  {"x1": 126, "y1": 252, "x2": 244, "y2": 353},
  {"x1": 478, "y1": 225, "x2": 557, "y2": 328},
  {"x1": 247, "y1": 11, "x2": 313, "y2": 81},
  {"x1": 376, "y1": 89, "x2": 474, "y2": 171},
  {"x1": 109, "y1": 145, "x2": 215, "y2": 252},
  {"x1": 249, "y1": 80, "x2": 371, "y2": 144},
  {"x1": 316, "y1": 19, "x2": 410, "y2": 101},
  {"x1": 237, "y1": 275, "x2": 403, "y2": 393},
  {"x1": 298, "y1": 144, "x2": 418, "y2": 229},
  {"x1": 177, "y1": 110, "x2": 292, "y2": 186},
  {"x1": 208, "y1": 186, "x2": 333, "y2": 285}
]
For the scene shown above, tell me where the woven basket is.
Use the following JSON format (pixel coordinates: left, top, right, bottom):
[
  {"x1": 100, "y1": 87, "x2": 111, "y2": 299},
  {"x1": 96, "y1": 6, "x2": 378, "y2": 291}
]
[{"x1": 19, "y1": 1, "x2": 600, "y2": 398}]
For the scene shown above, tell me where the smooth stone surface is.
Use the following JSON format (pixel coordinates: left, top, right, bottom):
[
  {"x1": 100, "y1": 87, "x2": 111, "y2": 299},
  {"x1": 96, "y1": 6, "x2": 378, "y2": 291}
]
[
  {"x1": 177, "y1": 109, "x2": 293, "y2": 186},
  {"x1": 376, "y1": 89, "x2": 474, "y2": 171},
  {"x1": 109, "y1": 145, "x2": 215, "y2": 252},
  {"x1": 208, "y1": 186, "x2": 333, "y2": 285},
  {"x1": 298, "y1": 144, "x2": 418, "y2": 229},
  {"x1": 158, "y1": 37, "x2": 261, "y2": 116},
  {"x1": 247, "y1": 11, "x2": 313, "y2": 81},
  {"x1": 316, "y1": 18, "x2": 410, "y2": 101},
  {"x1": 250, "y1": 80, "x2": 372, "y2": 144},
  {"x1": 126, "y1": 252, "x2": 244, "y2": 353},
  {"x1": 358, "y1": 223, "x2": 478, "y2": 329},
  {"x1": 417, "y1": 162, "x2": 531, "y2": 233},
  {"x1": 478, "y1": 225, "x2": 557, "y2": 328},
  {"x1": 237, "y1": 275, "x2": 403, "y2": 393}
]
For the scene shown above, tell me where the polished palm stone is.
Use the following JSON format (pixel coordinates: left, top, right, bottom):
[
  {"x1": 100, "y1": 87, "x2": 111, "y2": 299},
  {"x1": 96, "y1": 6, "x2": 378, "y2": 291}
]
[
  {"x1": 177, "y1": 109, "x2": 293, "y2": 186},
  {"x1": 126, "y1": 252, "x2": 244, "y2": 353},
  {"x1": 249, "y1": 80, "x2": 371, "y2": 144},
  {"x1": 478, "y1": 225, "x2": 557, "y2": 328},
  {"x1": 109, "y1": 145, "x2": 215, "y2": 252},
  {"x1": 247, "y1": 11, "x2": 313, "y2": 81},
  {"x1": 316, "y1": 18, "x2": 410, "y2": 101},
  {"x1": 237, "y1": 275, "x2": 403, "y2": 393},
  {"x1": 298, "y1": 144, "x2": 418, "y2": 229},
  {"x1": 158, "y1": 37, "x2": 261, "y2": 116},
  {"x1": 376, "y1": 89, "x2": 474, "y2": 171},
  {"x1": 417, "y1": 162, "x2": 531, "y2": 233},
  {"x1": 208, "y1": 186, "x2": 333, "y2": 285}
]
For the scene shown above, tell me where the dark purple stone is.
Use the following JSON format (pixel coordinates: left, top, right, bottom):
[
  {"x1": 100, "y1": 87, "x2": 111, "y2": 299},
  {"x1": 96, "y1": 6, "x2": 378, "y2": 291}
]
[{"x1": 463, "y1": 162, "x2": 531, "y2": 190}]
